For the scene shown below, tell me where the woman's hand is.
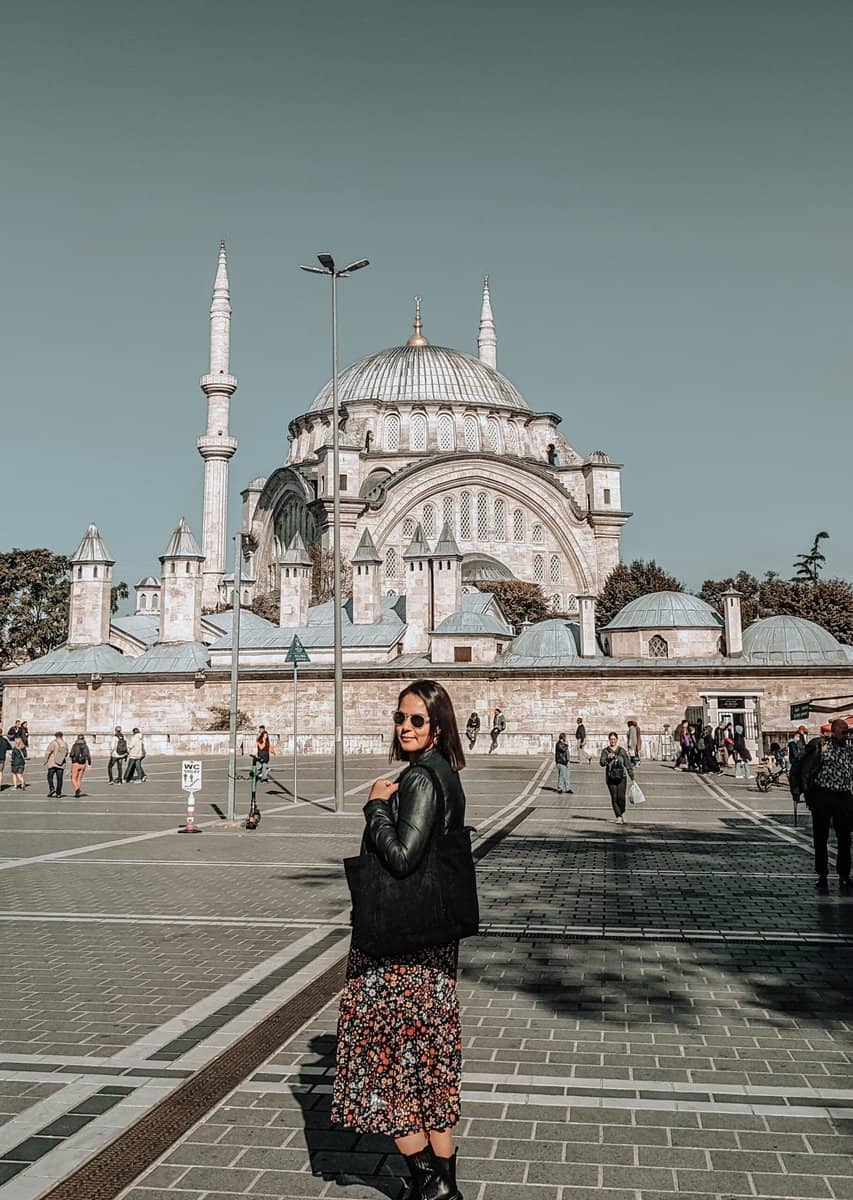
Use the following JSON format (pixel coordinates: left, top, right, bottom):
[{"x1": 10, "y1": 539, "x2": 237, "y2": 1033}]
[{"x1": 368, "y1": 778, "x2": 399, "y2": 802}]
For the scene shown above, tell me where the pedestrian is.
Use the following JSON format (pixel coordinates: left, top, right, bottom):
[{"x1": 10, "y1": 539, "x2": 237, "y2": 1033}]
[
  {"x1": 790, "y1": 718, "x2": 852, "y2": 892},
  {"x1": 626, "y1": 719, "x2": 642, "y2": 766},
  {"x1": 673, "y1": 720, "x2": 690, "y2": 769},
  {"x1": 18, "y1": 721, "x2": 30, "y2": 748},
  {"x1": 44, "y1": 731, "x2": 69, "y2": 797},
  {"x1": 575, "y1": 716, "x2": 588, "y2": 762},
  {"x1": 701, "y1": 725, "x2": 721, "y2": 774},
  {"x1": 0, "y1": 729, "x2": 11, "y2": 789},
  {"x1": 332, "y1": 679, "x2": 470, "y2": 1200},
  {"x1": 108, "y1": 726, "x2": 128, "y2": 785},
  {"x1": 600, "y1": 731, "x2": 635, "y2": 824},
  {"x1": 554, "y1": 732, "x2": 573, "y2": 793},
  {"x1": 69, "y1": 734, "x2": 90, "y2": 797},
  {"x1": 733, "y1": 723, "x2": 751, "y2": 773},
  {"x1": 6, "y1": 719, "x2": 20, "y2": 742},
  {"x1": 255, "y1": 725, "x2": 271, "y2": 782},
  {"x1": 465, "y1": 711, "x2": 480, "y2": 750},
  {"x1": 488, "y1": 707, "x2": 506, "y2": 754},
  {"x1": 722, "y1": 722, "x2": 735, "y2": 766},
  {"x1": 788, "y1": 726, "x2": 808, "y2": 766},
  {"x1": 10, "y1": 737, "x2": 28, "y2": 789},
  {"x1": 124, "y1": 728, "x2": 146, "y2": 782}
]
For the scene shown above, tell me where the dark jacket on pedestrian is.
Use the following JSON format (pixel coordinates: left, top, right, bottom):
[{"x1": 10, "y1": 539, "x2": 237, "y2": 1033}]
[
  {"x1": 70, "y1": 739, "x2": 91, "y2": 766},
  {"x1": 0, "y1": 734, "x2": 11, "y2": 762},
  {"x1": 10, "y1": 746, "x2": 27, "y2": 772},
  {"x1": 555, "y1": 737, "x2": 569, "y2": 766},
  {"x1": 790, "y1": 736, "x2": 853, "y2": 800},
  {"x1": 599, "y1": 745, "x2": 635, "y2": 782}
]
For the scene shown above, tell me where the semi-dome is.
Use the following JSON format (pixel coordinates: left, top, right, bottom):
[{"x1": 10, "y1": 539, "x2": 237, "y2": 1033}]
[
  {"x1": 743, "y1": 616, "x2": 849, "y2": 664},
  {"x1": 462, "y1": 553, "x2": 515, "y2": 585},
  {"x1": 308, "y1": 317, "x2": 529, "y2": 414},
  {"x1": 502, "y1": 618, "x2": 580, "y2": 666},
  {"x1": 604, "y1": 591, "x2": 723, "y2": 631}
]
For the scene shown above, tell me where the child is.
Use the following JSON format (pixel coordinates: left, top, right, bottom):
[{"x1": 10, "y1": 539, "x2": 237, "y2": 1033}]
[{"x1": 10, "y1": 737, "x2": 27, "y2": 789}]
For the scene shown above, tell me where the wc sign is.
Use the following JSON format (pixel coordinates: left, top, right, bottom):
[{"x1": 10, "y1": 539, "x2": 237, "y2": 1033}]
[{"x1": 181, "y1": 760, "x2": 203, "y2": 793}]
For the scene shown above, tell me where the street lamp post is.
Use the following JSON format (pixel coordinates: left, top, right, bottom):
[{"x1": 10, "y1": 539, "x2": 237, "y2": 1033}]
[{"x1": 300, "y1": 254, "x2": 370, "y2": 813}]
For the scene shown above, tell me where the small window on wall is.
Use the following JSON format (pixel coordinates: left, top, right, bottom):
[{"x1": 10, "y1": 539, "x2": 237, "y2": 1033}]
[
  {"x1": 454, "y1": 645, "x2": 473, "y2": 663},
  {"x1": 423, "y1": 503, "x2": 436, "y2": 539},
  {"x1": 533, "y1": 555, "x2": 544, "y2": 583},
  {"x1": 476, "y1": 493, "x2": 488, "y2": 540},
  {"x1": 463, "y1": 414, "x2": 480, "y2": 451},
  {"x1": 494, "y1": 497, "x2": 506, "y2": 541},
  {"x1": 564, "y1": 593, "x2": 577, "y2": 612},
  {"x1": 505, "y1": 422, "x2": 519, "y2": 454},
  {"x1": 603, "y1": 488, "x2": 612, "y2": 505},
  {"x1": 532, "y1": 523, "x2": 544, "y2": 544},
  {"x1": 385, "y1": 548, "x2": 397, "y2": 579},
  {"x1": 487, "y1": 418, "x2": 501, "y2": 453},
  {"x1": 460, "y1": 492, "x2": 472, "y2": 539},
  {"x1": 384, "y1": 412, "x2": 401, "y2": 451},
  {"x1": 649, "y1": 635, "x2": 669, "y2": 659},
  {"x1": 551, "y1": 593, "x2": 562, "y2": 612},
  {"x1": 402, "y1": 518, "x2": 415, "y2": 540},
  {"x1": 410, "y1": 411, "x2": 427, "y2": 451},
  {"x1": 152, "y1": 594, "x2": 160, "y2": 611},
  {"x1": 139, "y1": 594, "x2": 148, "y2": 610},
  {"x1": 550, "y1": 554, "x2": 561, "y2": 583},
  {"x1": 442, "y1": 494, "x2": 455, "y2": 532},
  {"x1": 513, "y1": 508, "x2": 524, "y2": 541},
  {"x1": 437, "y1": 412, "x2": 455, "y2": 450}
]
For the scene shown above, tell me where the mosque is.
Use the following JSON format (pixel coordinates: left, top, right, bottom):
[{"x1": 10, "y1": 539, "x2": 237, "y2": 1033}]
[{"x1": 6, "y1": 246, "x2": 852, "y2": 757}]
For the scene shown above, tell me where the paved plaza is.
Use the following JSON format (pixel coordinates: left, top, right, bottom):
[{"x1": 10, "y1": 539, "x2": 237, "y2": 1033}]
[{"x1": 0, "y1": 752, "x2": 852, "y2": 1200}]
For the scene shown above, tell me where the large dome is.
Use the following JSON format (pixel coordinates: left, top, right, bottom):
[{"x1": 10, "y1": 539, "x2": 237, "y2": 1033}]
[
  {"x1": 603, "y1": 591, "x2": 723, "y2": 631},
  {"x1": 743, "y1": 616, "x2": 848, "y2": 664},
  {"x1": 308, "y1": 343, "x2": 529, "y2": 413}
]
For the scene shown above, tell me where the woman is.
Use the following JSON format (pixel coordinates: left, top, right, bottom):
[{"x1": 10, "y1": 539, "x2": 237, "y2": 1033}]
[
  {"x1": 600, "y1": 731, "x2": 634, "y2": 824},
  {"x1": 465, "y1": 711, "x2": 480, "y2": 750},
  {"x1": 554, "y1": 732, "x2": 573, "y2": 793},
  {"x1": 10, "y1": 737, "x2": 27, "y2": 789},
  {"x1": 333, "y1": 680, "x2": 466, "y2": 1200},
  {"x1": 701, "y1": 725, "x2": 720, "y2": 774},
  {"x1": 626, "y1": 719, "x2": 642, "y2": 766},
  {"x1": 69, "y1": 734, "x2": 90, "y2": 797}
]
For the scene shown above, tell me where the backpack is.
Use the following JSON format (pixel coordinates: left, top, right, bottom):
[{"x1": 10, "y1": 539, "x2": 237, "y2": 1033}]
[
  {"x1": 116, "y1": 735, "x2": 128, "y2": 757},
  {"x1": 71, "y1": 743, "x2": 88, "y2": 764}
]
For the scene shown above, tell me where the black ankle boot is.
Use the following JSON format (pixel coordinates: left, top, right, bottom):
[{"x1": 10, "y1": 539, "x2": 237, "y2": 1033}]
[
  {"x1": 402, "y1": 1147, "x2": 458, "y2": 1200},
  {"x1": 435, "y1": 1151, "x2": 463, "y2": 1199}
]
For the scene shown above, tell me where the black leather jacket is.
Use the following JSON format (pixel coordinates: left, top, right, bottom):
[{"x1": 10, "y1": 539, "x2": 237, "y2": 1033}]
[{"x1": 362, "y1": 746, "x2": 466, "y2": 879}]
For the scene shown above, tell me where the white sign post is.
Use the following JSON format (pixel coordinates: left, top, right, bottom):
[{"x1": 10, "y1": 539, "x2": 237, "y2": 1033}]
[{"x1": 178, "y1": 760, "x2": 203, "y2": 833}]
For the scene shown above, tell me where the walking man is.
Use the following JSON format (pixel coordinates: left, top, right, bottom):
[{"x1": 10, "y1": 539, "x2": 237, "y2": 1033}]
[
  {"x1": 554, "y1": 732, "x2": 573, "y2": 794},
  {"x1": 489, "y1": 707, "x2": 506, "y2": 754},
  {"x1": 44, "y1": 732, "x2": 69, "y2": 798},
  {"x1": 124, "y1": 729, "x2": 147, "y2": 782},
  {"x1": 790, "y1": 718, "x2": 852, "y2": 892},
  {"x1": 69, "y1": 734, "x2": 91, "y2": 797},
  {"x1": 109, "y1": 726, "x2": 128, "y2": 785},
  {"x1": 574, "y1": 716, "x2": 587, "y2": 762}
]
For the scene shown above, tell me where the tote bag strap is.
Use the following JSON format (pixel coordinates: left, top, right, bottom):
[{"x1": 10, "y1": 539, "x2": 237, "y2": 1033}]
[{"x1": 404, "y1": 760, "x2": 447, "y2": 836}]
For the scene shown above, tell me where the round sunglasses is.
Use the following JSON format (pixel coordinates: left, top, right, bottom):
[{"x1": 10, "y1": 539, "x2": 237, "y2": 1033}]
[{"x1": 392, "y1": 710, "x2": 430, "y2": 729}]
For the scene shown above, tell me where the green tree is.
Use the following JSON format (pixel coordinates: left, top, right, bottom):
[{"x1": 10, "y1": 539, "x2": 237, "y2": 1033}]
[
  {"x1": 477, "y1": 580, "x2": 550, "y2": 628},
  {"x1": 759, "y1": 576, "x2": 853, "y2": 644},
  {"x1": 110, "y1": 580, "x2": 129, "y2": 615},
  {"x1": 309, "y1": 543, "x2": 352, "y2": 605},
  {"x1": 698, "y1": 571, "x2": 761, "y2": 625},
  {"x1": 793, "y1": 531, "x2": 830, "y2": 584},
  {"x1": 0, "y1": 549, "x2": 70, "y2": 667},
  {"x1": 250, "y1": 591, "x2": 280, "y2": 622},
  {"x1": 595, "y1": 560, "x2": 684, "y2": 628}
]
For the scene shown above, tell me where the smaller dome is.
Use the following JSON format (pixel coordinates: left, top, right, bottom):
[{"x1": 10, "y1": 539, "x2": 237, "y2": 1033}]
[
  {"x1": 743, "y1": 616, "x2": 848, "y2": 664},
  {"x1": 587, "y1": 449, "x2": 612, "y2": 463},
  {"x1": 462, "y1": 554, "x2": 515, "y2": 585},
  {"x1": 604, "y1": 591, "x2": 723, "y2": 631},
  {"x1": 503, "y1": 619, "x2": 580, "y2": 666},
  {"x1": 135, "y1": 576, "x2": 160, "y2": 588}
]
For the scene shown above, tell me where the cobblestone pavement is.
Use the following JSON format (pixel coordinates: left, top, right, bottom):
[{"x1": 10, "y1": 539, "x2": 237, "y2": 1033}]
[{"x1": 1, "y1": 756, "x2": 852, "y2": 1199}]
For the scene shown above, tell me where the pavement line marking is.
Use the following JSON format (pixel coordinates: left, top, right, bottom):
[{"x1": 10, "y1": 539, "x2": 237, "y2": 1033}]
[
  {"x1": 0, "y1": 913, "x2": 350, "y2": 928},
  {"x1": 473, "y1": 756, "x2": 551, "y2": 837},
  {"x1": 696, "y1": 774, "x2": 832, "y2": 860}
]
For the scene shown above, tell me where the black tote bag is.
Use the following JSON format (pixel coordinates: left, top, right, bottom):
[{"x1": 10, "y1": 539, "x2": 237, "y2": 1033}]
[{"x1": 344, "y1": 764, "x2": 479, "y2": 959}]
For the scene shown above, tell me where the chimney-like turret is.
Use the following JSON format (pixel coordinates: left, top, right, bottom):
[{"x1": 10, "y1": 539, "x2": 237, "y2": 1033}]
[
  {"x1": 430, "y1": 522, "x2": 463, "y2": 628},
  {"x1": 67, "y1": 524, "x2": 114, "y2": 647},
  {"x1": 159, "y1": 518, "x2": 204, "y2": 643},
  {"x1": 351, "y1": 529, "x2": 383, "y2": 625},
  {"x1": 279, "y1": 533, "x2": 312, "y2": 628},
  {"x1": 722, "y1": 589, "x2": 743, "y2": 658},
  {"x1": 402, "y1": 523, "x2": 432, "y2": 654},
  {"x1": 577, "y1": 594, "x2": 598, "y2": 659}
]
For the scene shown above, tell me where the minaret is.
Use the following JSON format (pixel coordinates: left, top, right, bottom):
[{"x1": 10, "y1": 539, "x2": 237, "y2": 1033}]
[
  {"x1": 198, "y1": 241, "x2": 238, "y2": 611},
  {"x1": 67, "y1": 524, "x2": 114, "y2": 647},
  {"x1": 159, "y1": 518, "x2": 204, "y2": 644},
  {"x1": 477, "y1": 275, "x2": 497, "y2": 369}
]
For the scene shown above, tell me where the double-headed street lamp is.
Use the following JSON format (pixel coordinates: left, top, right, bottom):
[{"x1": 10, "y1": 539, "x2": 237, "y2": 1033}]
[{"x1": 300, "y1": 254, "x2": 370, "y2": 813}]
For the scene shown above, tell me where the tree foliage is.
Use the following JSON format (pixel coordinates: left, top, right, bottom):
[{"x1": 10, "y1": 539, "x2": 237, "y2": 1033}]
[
  {"x1": 793, "y1": 531, "x2": 830, "y2": 584},
  {"x1": 206, "y1": 704, "x2": 252, "y2": 731},
  {"x1": 110, "y1": 580, "x2": 129, "y2": 615},
  {"x1": 698, "y1": 571, "x2": 762, "y2": 625},
  {"x1": 0, "y1": 549, "x2": 71, "y2": 667},
  {"x1": 699, "y1": 570, "x2": 853, "y2": 645},
  {"x1": 595, "y1": 560, "x2": 684, "y2": 628},
  {"x1": 250, "y1": 591, "x2": 280, "y2": 622},
  {"x1": 309, "y1": 543, "x2": 352, "y2": 605},
  {"x1": 477, "y1": 580, "x2": 550, "y2": 628}
]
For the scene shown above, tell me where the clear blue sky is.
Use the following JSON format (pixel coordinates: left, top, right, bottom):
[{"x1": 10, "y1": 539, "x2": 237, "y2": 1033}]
[{"x1": 2, "y1": 0, "x2": 850, "y2": 592}]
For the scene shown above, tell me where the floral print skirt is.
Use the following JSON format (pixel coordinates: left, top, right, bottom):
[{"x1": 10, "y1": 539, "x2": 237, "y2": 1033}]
[{"x1": 331, "y1": 940, "x2": 461, "y2": 1137}]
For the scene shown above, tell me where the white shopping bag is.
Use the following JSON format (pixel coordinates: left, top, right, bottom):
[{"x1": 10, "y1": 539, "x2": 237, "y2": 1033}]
[{"x1": 629, "y1": 781, "x2": 646, "y2": 804}]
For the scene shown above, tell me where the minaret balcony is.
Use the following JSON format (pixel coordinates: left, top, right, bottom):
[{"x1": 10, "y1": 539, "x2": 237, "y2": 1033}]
[
  {"x1": 200, "y1": 373, "x2": 238, "y2": 395},
  {"x1": 197, "y1": 433, "x2": 238, "y2": 459}
]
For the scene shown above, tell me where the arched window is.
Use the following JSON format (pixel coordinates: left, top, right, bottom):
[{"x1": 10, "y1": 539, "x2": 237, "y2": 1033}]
[
  {"x1": 551, "y1": 594, "x2": 562, "y2": 612},
  {"x1": 550, "y1": 554, "x2": 561, "y2": 583},
  {"x1": 410, "y1": 411, "x2": 427, "y2": 451},
  {"x1": 649, "y1": 635, "x2": 669, "y2": 659},
  {"x1": 422, "y1": 503, "x2": 436, "y2": 539},
  {"x1": 185, "y1": 561, "x2": 191, "y2": 574},
  {"x1": 442, "y1": 494, "x2": 455, "y2": 532},
  {"x1": 476, "y1": 493, "x2": 488, "y2": 540},
  {"x1": 463, "y1": 414, "x2": 480, "y2": 452},
  {"x1": 513, "y1": 508, "x2": 524, "y2": 542},
  {"x1": 532, "y1": 523, "x2": 544, "y2": 544},
  {"x1": 533, "y1": 555, "x2": 545, "y2": 583},
  {"x1": 77, "y1": 566, "x2": 82, "y2": 579},
  {"x1": 437, "y1": 412, "x2": 455, "y2": 451},
  {"x1": 505, "y1": 422, "x2": 519, "y2": 454},
  {"x1": 243, "y1": 589, "x2": 250, "y2": 604},
  {"x1": 460, "y1": 492, "x2": 472, "y2": 539},
  {"x1": 487, "y1": 418, "x2": 501, "y2": 453},
  {"x1": 385, "y1": 547, "x2": 397, "y2": 579},
  {"x1": 494, "y1": 497, "x2": 506, "y2": 541},
  {"x1": 93, "y1": 566, "x2": 98, "y2": 578},
  {"x1": 564, "y1": 593, "x2": 577, "y2": 613},
  {"x1": 402, "y1": 517, "x2": 415, "y2": 540},
  {"x1": 384, "y1": 412, "x2": 400, "y2": 452},
  {"x1": 139, "y1": 594, "x2": 147, "y2": 611},
  {"x1": 152, "y1": 593, "x2": 160, "y2": 611}
]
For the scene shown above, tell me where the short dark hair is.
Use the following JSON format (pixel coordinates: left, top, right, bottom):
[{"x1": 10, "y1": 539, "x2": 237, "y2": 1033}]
[
  {"x1": 389, "y1": 678, "x2": 466, "y2": 771},
  {"x1": 608, "y1": 730, "x2": 619, "y2": 739},
  {"x1": 55, "y1": 731, "x2": 63, "y2": 738}
]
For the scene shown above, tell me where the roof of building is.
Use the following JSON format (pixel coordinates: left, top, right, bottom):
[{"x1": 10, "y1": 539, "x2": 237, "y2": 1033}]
[
  {"x1": 71, "y1": 523, "x2": 113, "y2": 564},
  {"x1": 210, "y1": 595, "x2": 407, "y2": 652},
  {"x1": 129, "y1": 642, "x2": 210, "y2": 674},
  {"x1": 742, "y1": 615, "x2": 850, "y2": 664},
  {"x1": 462, "y1": 553, "x2": 515, "y2": 584},
  {"x1": 403, "y1": 522, "x2": 431, "y2": 559},
  {"x1": 307, "y1": 318, "x2": 529, "y2": 414},
  {"x1": 135, "y1": 576, "x2": 160, "y2": 588},
  {"x1": 351, "y1": 529, "x2": 382, "y2": 565},
  {"x1": 161, "y1": 518, "x2": 203, "y2": 560},
  {"x1": 501, "y1": 618, "x2": 582, "y2": 666},
  {"x1": 279, "y1": 531, "x2": 312, "y2": 567},
  {"x1": 5, "y1": 643, "x2": 128, "y2": 677},
  {"x1": 202, "y1": 609, "x2": 278, "y2": 638},
  {"x1": 432, "y1": 609, "x2": 512, "y2": 636},
  {"x1": 603, "y1": 591, "x2": 723, "y2": 631},
  {"x1": 110, "y1": 615, "x2": 160, "y2": 647}
]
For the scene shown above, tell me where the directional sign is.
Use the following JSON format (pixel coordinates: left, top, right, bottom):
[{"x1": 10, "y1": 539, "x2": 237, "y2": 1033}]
[
  {"x1": 790, "y1": 702, "x2": 811, "y2": 722},
  {"x1": 182, "y1": 760, "x2": 203, "y2": 792},
  {"x1": 285, "y1": 634, "x2": 311, "y2": 665}
]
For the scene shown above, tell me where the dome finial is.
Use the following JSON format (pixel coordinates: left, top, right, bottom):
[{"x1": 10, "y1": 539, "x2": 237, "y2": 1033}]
[{"x1": 407, "y1": 295, "x2": 429, "y2": 347}]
